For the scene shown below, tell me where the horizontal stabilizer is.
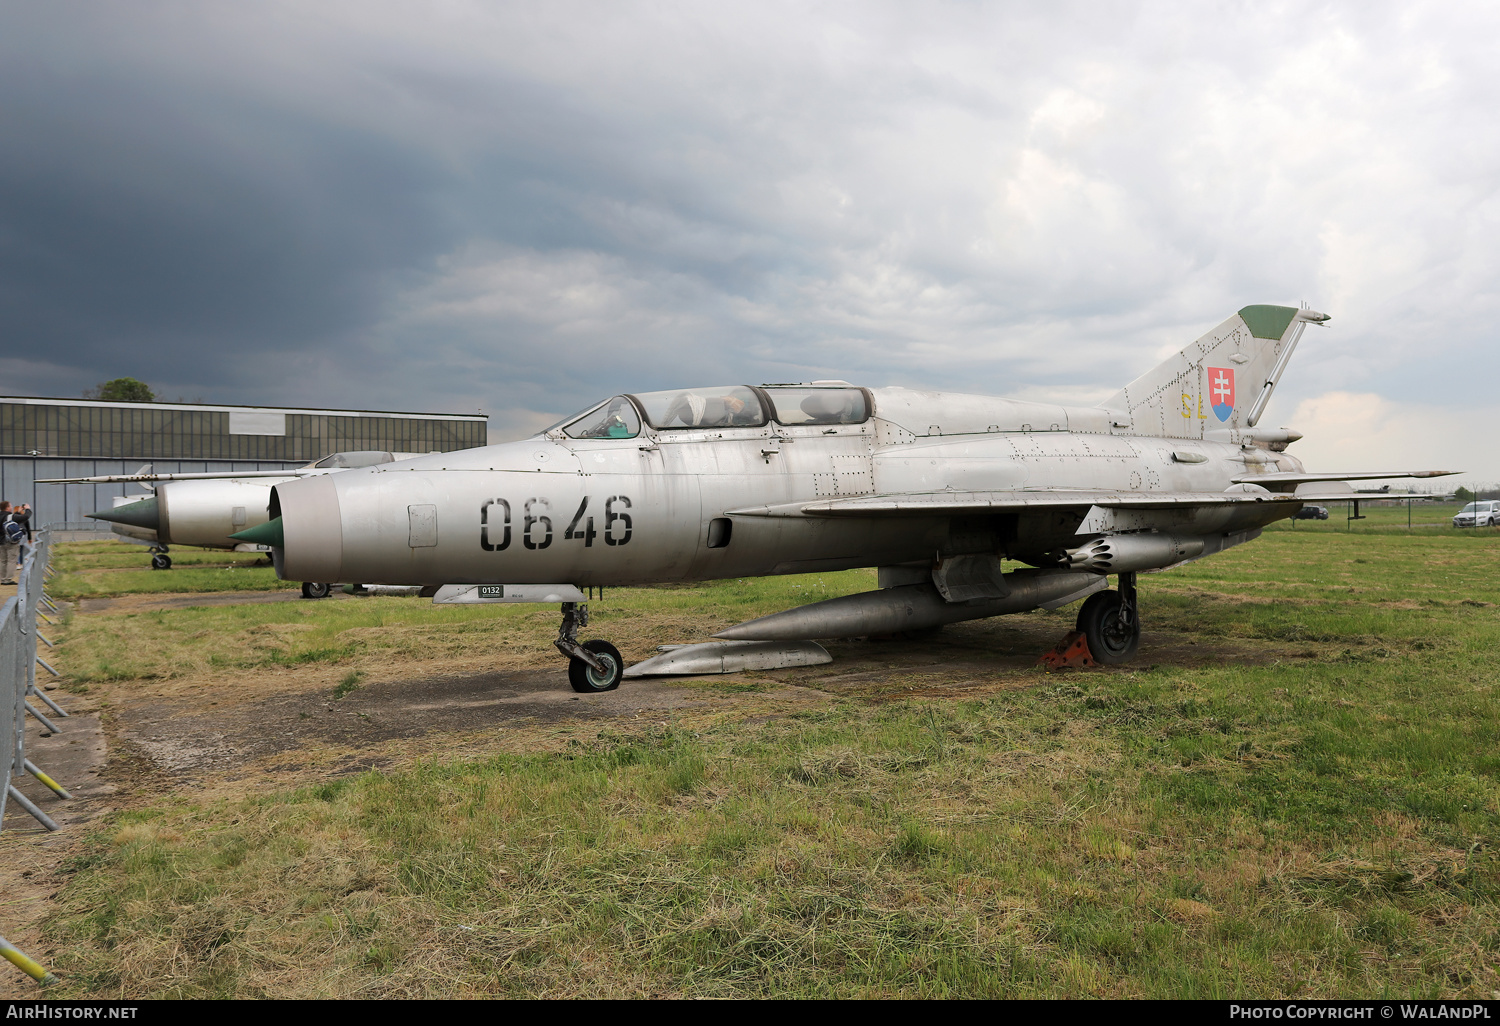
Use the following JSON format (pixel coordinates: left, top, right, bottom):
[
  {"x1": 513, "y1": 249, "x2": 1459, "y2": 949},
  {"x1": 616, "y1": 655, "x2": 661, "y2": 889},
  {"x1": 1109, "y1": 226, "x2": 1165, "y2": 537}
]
[{"x1": 1230, "y1": 470, "x2": 1459, "y2": 486}]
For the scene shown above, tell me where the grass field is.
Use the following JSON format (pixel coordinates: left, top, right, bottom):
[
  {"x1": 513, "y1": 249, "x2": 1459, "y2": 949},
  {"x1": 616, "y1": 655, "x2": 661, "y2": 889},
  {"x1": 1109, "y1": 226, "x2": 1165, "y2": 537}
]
[
  {"x1": 26, "y1": 516, "x2": 1500, "y2": 998},
  {"x1": 50, "y1": 540, "x2": 291, "y2": 598}
]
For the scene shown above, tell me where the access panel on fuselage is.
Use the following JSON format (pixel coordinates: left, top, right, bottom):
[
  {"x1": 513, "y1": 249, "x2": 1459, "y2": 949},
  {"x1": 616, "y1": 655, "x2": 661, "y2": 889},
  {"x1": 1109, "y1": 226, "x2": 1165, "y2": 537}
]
[{"x1": 560, "y1": 434, "x2": 704, "y2": 585}]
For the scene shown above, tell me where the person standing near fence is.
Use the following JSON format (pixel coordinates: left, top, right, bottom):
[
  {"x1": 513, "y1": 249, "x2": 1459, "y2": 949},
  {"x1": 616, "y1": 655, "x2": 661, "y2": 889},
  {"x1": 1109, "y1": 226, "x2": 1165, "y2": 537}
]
[
  {"x1": 12, "y1": 504, "x2": 33, "y2": 543},
  {"x1": 0, "y1": 501, "x2": 21, "y2": 584},
  {"x1": 1, "y1": 500, "x2": 14, "y2": 583}
]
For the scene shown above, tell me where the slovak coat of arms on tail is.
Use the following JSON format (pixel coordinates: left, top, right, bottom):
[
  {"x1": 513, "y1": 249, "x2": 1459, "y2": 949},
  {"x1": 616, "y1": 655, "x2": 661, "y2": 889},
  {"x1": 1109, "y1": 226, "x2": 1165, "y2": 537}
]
[{"x1": 1208, "y1": 367, "x2": 1235, "y2": 421}]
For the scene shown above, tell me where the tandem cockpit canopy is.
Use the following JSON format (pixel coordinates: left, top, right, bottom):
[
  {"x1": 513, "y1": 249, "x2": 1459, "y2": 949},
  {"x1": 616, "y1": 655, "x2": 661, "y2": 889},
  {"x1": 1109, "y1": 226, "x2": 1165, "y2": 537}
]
[{"x1": 551, "y1": 384, "x2": 871, "y2": 439}]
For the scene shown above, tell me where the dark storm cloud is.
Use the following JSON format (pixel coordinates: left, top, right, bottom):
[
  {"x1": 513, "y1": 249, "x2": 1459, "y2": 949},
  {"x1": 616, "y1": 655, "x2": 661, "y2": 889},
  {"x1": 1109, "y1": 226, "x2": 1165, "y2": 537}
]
[
  {"x1": 0, "y1": 47, "x2": 449, "y2": 364},
  {"x1": 2, "y1": 1, "x2": 1499, "y2": 474}
]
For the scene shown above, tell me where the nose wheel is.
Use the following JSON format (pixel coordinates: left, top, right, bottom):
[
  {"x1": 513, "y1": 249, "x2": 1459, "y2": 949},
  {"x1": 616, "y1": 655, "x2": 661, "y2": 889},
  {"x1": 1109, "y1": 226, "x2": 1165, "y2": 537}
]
[
  {"x1": 1075, "y1": 572, "x2": 1141, "y2": 664},
  {"x1": 568, "y1": 639, "x2": 624, "y2": 692},
  {"x1": 555, "y1": 602, "x2": 624, "y2": 692},
  {"x1": 149, "y1": 546, "x2": 172, "y2": 570}
]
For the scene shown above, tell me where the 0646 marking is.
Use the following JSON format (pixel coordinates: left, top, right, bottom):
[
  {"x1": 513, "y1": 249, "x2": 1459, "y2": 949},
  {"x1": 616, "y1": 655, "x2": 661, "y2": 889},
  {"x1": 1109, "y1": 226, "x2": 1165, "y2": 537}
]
[
  {"x1": 479, "y1": 498, "x2": 511, "y2": 551},
  {"x1": 481, "y1": 495, "x2": 632, "y2": 550}
]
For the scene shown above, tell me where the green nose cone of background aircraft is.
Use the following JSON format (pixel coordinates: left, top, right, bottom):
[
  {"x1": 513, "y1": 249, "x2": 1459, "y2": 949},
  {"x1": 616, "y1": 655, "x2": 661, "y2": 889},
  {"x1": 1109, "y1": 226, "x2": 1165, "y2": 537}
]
[
  {"x1": 229, "y1": 517, "x2": 284, "y2": 548},
  {"x1": 86, "y1": 496, "x2": 160, "y2": 531}
]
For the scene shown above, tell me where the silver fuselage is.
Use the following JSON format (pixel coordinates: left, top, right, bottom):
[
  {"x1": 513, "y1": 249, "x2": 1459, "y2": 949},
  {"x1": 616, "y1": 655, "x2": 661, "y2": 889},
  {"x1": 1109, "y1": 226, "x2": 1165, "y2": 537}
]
[{"x1": 273, "y1": 386, "x2": 1303, "y2": 586}]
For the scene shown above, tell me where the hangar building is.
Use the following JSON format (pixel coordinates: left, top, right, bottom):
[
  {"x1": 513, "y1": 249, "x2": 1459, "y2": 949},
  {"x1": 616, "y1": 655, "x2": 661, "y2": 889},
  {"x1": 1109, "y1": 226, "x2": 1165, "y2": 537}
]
[{"x1": 1, "y1": 396, "x2": 488, "y2": 530}]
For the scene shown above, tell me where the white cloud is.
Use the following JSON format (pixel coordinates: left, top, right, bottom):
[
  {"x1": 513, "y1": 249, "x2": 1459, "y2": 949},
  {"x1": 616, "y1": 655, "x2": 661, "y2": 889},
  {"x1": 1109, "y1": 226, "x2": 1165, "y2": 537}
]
[
  {"x1": 1284, "y1": 391, "x2": 1495, "y2": 487},
  {"x1": 4, "y1": 0, "x2": 1500, "y2": 478}
]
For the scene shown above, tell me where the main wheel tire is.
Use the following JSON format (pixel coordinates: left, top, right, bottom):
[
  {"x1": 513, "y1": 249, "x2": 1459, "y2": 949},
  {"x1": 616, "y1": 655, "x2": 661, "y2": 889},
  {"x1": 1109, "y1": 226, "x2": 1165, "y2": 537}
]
[
  {"x1": 568, "y1": 639, "x2": 624, "y2": 693},
  {"x1": 150, "y1": 553, "x2": 172, "y2": 570},
  {"x1": 1076, "y1": 589, "x2": 1141, "y2": 664},
  {"x1": 300, "y1": 582, "x2": 332, "y2": 599}
]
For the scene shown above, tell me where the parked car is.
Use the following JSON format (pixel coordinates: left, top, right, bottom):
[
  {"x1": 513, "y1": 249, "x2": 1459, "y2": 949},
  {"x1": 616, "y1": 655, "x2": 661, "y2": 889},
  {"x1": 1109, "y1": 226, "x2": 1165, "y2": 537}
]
[
  {"x1": 1453, "y1": 501, "x2": 1500, "y2": 527},
  {"x1": 1292, "y1": 505, "x2": 1329, "y2": 520}
]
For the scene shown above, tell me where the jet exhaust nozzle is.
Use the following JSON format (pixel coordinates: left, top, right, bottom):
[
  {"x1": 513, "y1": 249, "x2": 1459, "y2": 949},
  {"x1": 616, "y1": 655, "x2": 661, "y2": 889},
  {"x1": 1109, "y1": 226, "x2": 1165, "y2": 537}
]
[
  {"x1": 87, "y1": 496, "x2": 160, "y2": 531},
  {"x1": 1067, "y1": 533, "x2": 1206, "y2": 574},
  {"x1": 713, "y1": 571, "x2": 1104, "y2": 642}
]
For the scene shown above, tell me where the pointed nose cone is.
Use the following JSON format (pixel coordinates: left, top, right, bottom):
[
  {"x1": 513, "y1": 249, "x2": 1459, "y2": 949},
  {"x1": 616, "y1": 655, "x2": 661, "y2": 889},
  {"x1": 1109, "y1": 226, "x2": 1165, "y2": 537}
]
[
  {"x1": 87, "y1": 496, "x2": 160, "y2": 531},
  {"x1": 229, "y1": 517, "x2": 284, "y2": 548}
]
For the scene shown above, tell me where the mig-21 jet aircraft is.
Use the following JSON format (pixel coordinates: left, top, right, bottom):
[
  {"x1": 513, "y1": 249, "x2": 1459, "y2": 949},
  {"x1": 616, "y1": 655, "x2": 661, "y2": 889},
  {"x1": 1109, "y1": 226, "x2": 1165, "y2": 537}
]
[
  {"x1": 231, "y1": 304, "x2": 1454, "y2": 691},
  {"x1": 40, "y1": 450, "x2": 429, "y2": 595}
]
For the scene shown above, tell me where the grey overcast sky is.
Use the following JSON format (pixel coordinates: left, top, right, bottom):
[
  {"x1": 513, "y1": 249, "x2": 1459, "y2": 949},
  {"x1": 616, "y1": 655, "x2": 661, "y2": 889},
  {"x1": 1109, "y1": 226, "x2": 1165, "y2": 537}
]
[{"x1": 3, "y1": 2, "x2": 1498, "y2": 479}]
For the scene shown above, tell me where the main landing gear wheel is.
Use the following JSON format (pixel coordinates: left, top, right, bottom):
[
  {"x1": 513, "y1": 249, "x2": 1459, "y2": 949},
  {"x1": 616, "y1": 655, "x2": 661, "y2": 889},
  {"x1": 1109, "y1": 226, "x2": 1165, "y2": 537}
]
[
  {"x1": 300, "y1": 582, "x2": 332, "y2": 599},
  {"x1": 567, "y1": 639, "x2": 624, "y2": 693},
  {"x1": 150, "y1": 552, "x2": 172, "y2": 570},
  {"x1": 1076, "y1": 573, "x2": 1141, "y2": 664}
]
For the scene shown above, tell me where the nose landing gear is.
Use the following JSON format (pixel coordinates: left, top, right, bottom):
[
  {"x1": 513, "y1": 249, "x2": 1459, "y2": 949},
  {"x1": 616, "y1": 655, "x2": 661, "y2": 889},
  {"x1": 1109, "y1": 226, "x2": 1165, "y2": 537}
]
[
  {"x1": 555, "y1": 602, "x2": 624, "y2": 692},
  {"x1": 149, "y1": 545, "x2": 172, "y2": 570}
]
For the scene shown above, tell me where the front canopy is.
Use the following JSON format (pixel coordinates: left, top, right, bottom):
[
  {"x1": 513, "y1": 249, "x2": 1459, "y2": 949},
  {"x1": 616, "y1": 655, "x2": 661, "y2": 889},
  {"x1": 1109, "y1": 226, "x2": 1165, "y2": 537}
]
[{"x1": 629, "y1": 386, "x2": 767, "y2": 429}]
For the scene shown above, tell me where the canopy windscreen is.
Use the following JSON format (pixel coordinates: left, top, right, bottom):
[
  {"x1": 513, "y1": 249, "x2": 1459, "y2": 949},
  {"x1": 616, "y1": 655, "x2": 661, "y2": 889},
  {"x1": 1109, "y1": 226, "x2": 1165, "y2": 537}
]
[
  {"x1": 630, "y1": 386, "x2": 767, "y2": 429},
  {"x1": 562, "y1": 396, "x2": 641, "y2": 439}
]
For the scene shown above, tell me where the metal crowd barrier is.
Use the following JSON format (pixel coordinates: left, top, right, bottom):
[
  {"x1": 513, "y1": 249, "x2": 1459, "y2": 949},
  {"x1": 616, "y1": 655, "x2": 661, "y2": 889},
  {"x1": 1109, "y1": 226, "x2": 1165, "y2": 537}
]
[
  {"x1": 1, "y1": 527, "x2": 68, "y2": 985},
  {"x1": 2, "y1": 527, "x2": 71, "y2": 834}
]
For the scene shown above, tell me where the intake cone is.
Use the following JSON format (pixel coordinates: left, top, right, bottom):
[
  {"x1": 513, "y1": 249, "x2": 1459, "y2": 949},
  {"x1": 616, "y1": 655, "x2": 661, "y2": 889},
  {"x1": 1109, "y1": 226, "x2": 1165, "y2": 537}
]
[
  {"x1": 86, "y1": 496, "x2": 160, "y2": 531},
  {"x1": 230, "y1": 517, "x2": 284, "y2": 548}
]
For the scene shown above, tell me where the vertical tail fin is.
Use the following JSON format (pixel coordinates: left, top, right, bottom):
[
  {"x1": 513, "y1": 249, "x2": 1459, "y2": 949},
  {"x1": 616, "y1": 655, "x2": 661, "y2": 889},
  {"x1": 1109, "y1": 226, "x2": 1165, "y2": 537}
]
[{"x1": 1103, "y1": 305, "x2": 1329, "y2": 439}]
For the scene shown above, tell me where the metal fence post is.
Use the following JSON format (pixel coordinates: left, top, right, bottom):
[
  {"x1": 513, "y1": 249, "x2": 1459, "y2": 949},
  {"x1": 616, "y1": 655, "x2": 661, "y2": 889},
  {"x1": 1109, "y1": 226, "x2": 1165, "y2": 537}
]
[
  {"x1": 0, "y1": 933, "x2": 57, "y2": 987},
  {"x1": 0, "y1": 598, "x2": 16, "y2": 829}
]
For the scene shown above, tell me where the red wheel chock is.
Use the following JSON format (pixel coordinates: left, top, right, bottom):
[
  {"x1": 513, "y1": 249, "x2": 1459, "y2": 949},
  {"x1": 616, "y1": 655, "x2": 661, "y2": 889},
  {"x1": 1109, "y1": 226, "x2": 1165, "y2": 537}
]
[{"x1": 1039, "y1": 630, "x2": 1097, "y2": 670}]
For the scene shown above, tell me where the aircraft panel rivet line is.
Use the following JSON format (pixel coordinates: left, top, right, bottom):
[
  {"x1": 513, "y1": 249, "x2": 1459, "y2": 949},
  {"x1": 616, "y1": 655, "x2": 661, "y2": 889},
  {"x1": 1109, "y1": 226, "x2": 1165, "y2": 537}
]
[
  {"x1": 28, "y1": 685, "x2": 68, "y2": 718},
  {"x1": 23, "y1": 759, "x2": 71, "y2": 800},
  {"x1": 0, "y1": 934, "x2": 58, "y2": 986},
  {"x1": 23, "y1": 702, "x2": 60, "y2": 735},
  {"x1": 4, "y1": 785, "x2": 59, "y2": 832}
]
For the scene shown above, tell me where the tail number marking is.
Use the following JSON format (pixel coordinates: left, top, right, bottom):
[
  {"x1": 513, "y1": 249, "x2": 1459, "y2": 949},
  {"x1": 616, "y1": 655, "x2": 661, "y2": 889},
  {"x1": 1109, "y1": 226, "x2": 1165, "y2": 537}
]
[
  {"x1": 480, "y1": 499, "x2": 511, "y2": 551},
  {"x1": 604, "y1": 495, "x2": 632, "y2": 546},
  {"x1": 522, "y1": 497, "x2": 554, "y2": 550},
  {"x1": 482, "y1": 496, "x2": 632, "y2": 550},
  {"x1": 564, "y1": 497, "x2": 598, "y2": 546}
]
